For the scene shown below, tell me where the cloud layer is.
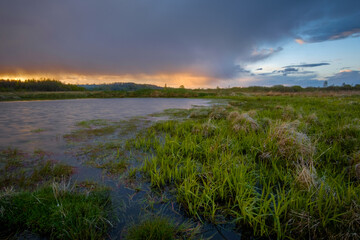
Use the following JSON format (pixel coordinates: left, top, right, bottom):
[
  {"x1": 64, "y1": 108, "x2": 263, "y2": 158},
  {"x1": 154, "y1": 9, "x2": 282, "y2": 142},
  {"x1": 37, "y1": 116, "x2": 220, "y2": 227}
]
[
  {"x1": 0, "y1": 0, "x2": 359, "y2": 81},
  {"x1": 284, "y1": 63, "x2": 330, "y2": 68},
  {"x1": 327, "y1": 70, "x2": 360, "y2": 86},
  {"x1": 296, "y1": 13, "x2": 360, "y2": 43}
]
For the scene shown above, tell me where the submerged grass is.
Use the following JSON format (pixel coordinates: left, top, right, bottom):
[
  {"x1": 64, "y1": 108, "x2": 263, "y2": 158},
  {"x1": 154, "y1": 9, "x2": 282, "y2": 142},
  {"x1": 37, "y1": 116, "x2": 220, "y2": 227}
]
[
  {"x1": 126, "y1": 94, "x2": 360, "y2": 239},
  {"x1": 0, "y1": 148, "x2": 74, "y2": 190},
  {"x1": 30, "y1": 128, "x2": 46, "y2": 133},
  {"x1": 64, "y1": 124, "x2": 118, "y2": 142},
  {"x1": 76, "y1": 142, "x2": 129, "y2": 176},
  {"x1": 68, "y1": 119, "x2": 152, "y2": 177},
  {"x1": 65, "y1": 118, "x2": 144, "y2": 142}
]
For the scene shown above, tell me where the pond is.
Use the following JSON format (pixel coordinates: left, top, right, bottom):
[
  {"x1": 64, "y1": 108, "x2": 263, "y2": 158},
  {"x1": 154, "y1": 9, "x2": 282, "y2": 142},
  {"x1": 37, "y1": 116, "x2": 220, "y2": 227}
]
[{"x1": 0, "y1": 98, "x2": 211, "y2": 152}]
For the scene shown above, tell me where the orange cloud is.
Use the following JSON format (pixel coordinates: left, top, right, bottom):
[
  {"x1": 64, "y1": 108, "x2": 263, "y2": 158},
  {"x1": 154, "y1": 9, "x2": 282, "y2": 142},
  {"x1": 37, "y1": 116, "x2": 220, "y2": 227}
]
[
  {"x1": 339, "y1": 69, "x2": 353, "y2": 73},
  {"x1": 295, "y1": 38, "x2": 305, "y2": 45}
]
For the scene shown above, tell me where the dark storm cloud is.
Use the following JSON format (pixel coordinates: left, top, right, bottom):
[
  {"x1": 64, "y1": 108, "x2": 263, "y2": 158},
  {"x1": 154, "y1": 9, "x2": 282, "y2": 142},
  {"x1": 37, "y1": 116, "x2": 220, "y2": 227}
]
[
  {"x1": 273, "y1": 67, "x2": 298, "y2": 76},
  {"x1": 0, "y1": 0, "x2": 359, "y2": 79},
  {"x1": 269, "y1": 63, "x2": 329, "y2": 76},
  {"x1": 284, "y1": 63, "x2": 330, "y2": 68},
  {"x1": 263, "y1": 67, "x2": 314, "y2": 76},
  {"x1": 283, "y1": 68, "x2": 298, "y2": 72},
  {"x1": 297, "y1": 13, "x2": 360, "y2": 43}
]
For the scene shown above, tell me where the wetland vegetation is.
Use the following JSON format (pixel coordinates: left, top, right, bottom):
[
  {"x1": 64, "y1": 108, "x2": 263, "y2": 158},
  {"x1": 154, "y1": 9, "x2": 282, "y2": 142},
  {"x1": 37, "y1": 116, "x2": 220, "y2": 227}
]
[
  {"x1": 0, "y1": 148, "x2": 112, "y2": 239},
  {"x1": 0, "y1": 93, "x2": 359, "y2": 239},
  {"x1": 126, "y1": 94, "x2": 360, "y2": 239}
]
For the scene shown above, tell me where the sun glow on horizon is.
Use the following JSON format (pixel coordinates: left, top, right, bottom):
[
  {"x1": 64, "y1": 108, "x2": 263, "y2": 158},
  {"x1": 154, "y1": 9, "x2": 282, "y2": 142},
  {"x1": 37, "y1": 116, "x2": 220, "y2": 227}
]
[{"x1": 0, "y1": 72, "x2": 215, "y2": 89}]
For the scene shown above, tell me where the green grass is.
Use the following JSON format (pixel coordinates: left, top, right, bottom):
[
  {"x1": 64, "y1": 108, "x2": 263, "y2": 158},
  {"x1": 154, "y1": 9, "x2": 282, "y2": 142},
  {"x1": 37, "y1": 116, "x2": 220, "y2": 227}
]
[
  {"x1": 0, "y1": 182, "x2": 112, "y2": 239},
  {"x1": 0, "y1": 147, "x2": 113, "y2": 239},
  {"x1": 1, "y1": 85, "x2": 360, "y2": 101},
  {"x1": 76, "y1": 119, "x2": 110, "y2": 128},
  {"x1": 126, "y1": 95, "x2": 360, "y2": 239},
  {"x1": 125, "y1": 215, "x2": 201, "y2": 240}
]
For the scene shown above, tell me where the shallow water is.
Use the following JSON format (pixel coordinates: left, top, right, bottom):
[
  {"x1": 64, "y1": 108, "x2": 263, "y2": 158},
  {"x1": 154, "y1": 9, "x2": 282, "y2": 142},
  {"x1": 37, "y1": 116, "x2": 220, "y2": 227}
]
[
  {"x1": 0, "y1": 98, "x2": 242, "y2": 239},
  {"x1": 0, "y1": 98, "x2": 212, "y2": 182},
  {"x1": 0, "y1": 98, "x2": 210, "y2": 152}
]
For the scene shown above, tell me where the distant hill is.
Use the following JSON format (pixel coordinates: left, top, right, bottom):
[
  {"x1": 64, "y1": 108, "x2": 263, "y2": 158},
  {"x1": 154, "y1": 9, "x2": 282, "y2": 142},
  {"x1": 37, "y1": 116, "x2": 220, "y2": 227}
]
[{"x1": 80, "y1": 82, "x2": 163, "y2": 91}]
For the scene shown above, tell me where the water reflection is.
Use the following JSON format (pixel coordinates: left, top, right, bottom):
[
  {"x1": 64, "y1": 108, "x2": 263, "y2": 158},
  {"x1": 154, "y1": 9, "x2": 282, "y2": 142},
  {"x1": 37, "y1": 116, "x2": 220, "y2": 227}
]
[{"x1": 0, "y1": 98, "x2": 210, "y2": 152}]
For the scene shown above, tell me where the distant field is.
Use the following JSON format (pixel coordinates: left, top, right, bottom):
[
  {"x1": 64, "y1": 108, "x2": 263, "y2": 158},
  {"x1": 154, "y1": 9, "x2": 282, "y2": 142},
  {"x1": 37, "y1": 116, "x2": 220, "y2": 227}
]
[
  {"x1": 1, "y1": 88, "x2": 360, "y2": 101},
  {"x1": 1, "y1": 79, "x2": 360, "y2": 101}
]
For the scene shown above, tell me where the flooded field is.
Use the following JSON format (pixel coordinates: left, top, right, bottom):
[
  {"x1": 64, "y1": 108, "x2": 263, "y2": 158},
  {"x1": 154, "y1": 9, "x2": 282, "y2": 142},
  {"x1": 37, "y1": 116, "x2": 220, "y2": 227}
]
[
  {"x1": 0, "y1": 98, "x2": 241, "y2": 239},
  {"x1": 2, "y1": 95, "x2": 359, "y2": 239},
  {"x1": 0, "y1": 98, "x2": 211, "y2": 152}
]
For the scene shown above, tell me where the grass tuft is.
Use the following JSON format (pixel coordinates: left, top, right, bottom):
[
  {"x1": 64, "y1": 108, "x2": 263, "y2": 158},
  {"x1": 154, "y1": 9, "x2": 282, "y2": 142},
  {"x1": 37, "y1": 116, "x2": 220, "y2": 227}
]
[
  {"x1": 295, "y1": 163, "x2": 317, "y2": 190},
  {"x1": 232, "y1": 112, "x2": 259, "y2": 133},
  {"x1": 125, "y1": 216, "x2": 201, "y2": 240},
  {"x1": 265, "y1": 121, "x2": 314, "y2": 163},
  {"x1": 209, "y1": 106, "x2": 228, "y2": 120}
]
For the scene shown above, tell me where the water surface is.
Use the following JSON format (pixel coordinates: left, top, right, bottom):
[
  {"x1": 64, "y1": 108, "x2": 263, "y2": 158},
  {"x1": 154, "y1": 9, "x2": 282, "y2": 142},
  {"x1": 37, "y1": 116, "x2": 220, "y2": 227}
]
[{"x1": 0, "y1": 98, "x2": 210, "y2": 152}]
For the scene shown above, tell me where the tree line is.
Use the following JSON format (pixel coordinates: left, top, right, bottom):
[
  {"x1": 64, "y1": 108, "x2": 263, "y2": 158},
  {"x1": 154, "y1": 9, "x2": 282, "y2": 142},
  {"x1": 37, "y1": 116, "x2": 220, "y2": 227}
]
[
  {"x1": 0, "y1": 79, "x2": 85, "y2": 92},
  {"x1": 1, "y1": 79, "x2": 359, "y2": 93}
]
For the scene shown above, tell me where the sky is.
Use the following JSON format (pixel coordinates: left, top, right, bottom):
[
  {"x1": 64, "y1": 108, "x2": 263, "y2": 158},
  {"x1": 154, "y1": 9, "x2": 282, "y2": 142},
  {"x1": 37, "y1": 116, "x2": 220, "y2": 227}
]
[{"x1": 0, "y1": 0, "x2": 359, "y2": 88}]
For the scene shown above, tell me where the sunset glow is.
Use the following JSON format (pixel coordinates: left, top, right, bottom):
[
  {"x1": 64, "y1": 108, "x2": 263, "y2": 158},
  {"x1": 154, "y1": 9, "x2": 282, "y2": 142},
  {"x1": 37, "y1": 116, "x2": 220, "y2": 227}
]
[{"x1": 0, "y1": 73, "x2": 213, "y2": 89}]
